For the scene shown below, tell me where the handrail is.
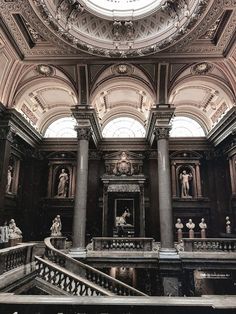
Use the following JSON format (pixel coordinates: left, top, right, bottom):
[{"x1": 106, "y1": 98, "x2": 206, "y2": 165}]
[
  {"x1": 44, "y1": 237, "x2": 147, "y2": 296},
  {"x1": 35, "y1": 256, "x2": 113, "y2": 296},
  {"x1": 0, "y1": 243, "x2": 35, "y2": 275}
]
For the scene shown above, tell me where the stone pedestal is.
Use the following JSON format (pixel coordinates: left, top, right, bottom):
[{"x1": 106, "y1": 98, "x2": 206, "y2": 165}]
[
  {"x1": 189, "y1": 229, "x2": 195, "y2": 239},
  {"x1": 200, "y1": 229, "x2": 206, "y2": 239}
]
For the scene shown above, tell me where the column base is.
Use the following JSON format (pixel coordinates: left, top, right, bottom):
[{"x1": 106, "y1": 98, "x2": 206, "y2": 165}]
[
  {"x1": 69, "y1": 247, "x2": 87, "y2": 259},
  {"x1": 159, "y1": 248, "x2": 179, "y2": 259}
]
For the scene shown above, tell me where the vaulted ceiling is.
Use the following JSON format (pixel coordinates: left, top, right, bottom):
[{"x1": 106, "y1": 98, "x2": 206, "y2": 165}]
[{"x1": 0, "y1": 0, "x2": 235, "y2": 135}]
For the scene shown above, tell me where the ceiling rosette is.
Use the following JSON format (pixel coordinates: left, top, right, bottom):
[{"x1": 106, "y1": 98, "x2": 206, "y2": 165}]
[{"x1": 31, "y1": 0, "x2": 211, "y2": 57}]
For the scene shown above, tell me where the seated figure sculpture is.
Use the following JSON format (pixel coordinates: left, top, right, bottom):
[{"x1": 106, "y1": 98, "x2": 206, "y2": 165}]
[
  {"x1": 115, "y1": 208, "x2": 133, "y2": 237},
  {"x1": 8, "y1": 219, "x2": 22, "y2": 240},
  {"x1": 50, "y1": 215, "x2": 62, "y2": 236}
]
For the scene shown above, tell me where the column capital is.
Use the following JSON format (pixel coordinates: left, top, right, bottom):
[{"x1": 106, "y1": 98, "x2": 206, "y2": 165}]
[
  {"x1": 154, "y1": 126, "x2": 171, "y2": 140},
  {"x1": 75, "y1": 126, "x2": 93, "y2": 140}
]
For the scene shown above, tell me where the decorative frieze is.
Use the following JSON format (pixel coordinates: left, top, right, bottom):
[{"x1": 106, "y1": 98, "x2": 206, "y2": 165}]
[{"x1": 104, "y1": 151, "x2": 144, "y2": 176}]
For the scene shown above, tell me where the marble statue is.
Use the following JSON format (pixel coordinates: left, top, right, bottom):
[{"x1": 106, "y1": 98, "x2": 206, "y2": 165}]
[
  {"x1": 175, "y1": 218, "x2": 184, "y2": 242},
  {"x1": 179, "y1": 170, "x2": 192, "y2": 198},
  {"x1": 199, "y1": 218, "x2": 207, "y2": 239},
  {"x1": 186, "y1": 219, "x2": 195, "y2": 239},
  {"x1": 0, "y1": 221, "x2": 9, "y2": 246},
  {"x1": 6, "y1": 166, "x2": 13, "y2": 194},
  {"x1": 8, "y1": 219, "x2": 22, "y2": 240},
  {"x1": 115, "y1": 208, "x2": 132, "y2": 237},
  {"x1": 226, "y1": 216, "x2": 231, "y2": 234},
  {"x1": 50, "y1": 215, "x2": 62, "y2": 236},
  {"x1": 56, "y1": 169, "x2": 69, "y2": 198},
  {"x1": 116, "y1": 208, "x2": 132, "y2": 227}
]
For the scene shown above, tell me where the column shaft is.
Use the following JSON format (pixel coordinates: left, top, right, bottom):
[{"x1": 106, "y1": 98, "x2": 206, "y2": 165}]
[
  {"x1": 157, "y1": 130, "x2": 174, "y2": 249},
  {"x1": 195, "y1": 163, "x2": 202, "y2": 198},
  {"x1": 139, "y1": 184, "x2": 145, "y2": 237},
  {"x1": 72, "y1": 139, "x2": 89, "y2": 250}
]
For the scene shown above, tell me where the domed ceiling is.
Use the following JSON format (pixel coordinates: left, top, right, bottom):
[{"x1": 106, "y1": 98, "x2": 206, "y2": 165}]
[
  {"x1": 32, "y1": 0, "x2": 211, "y2": 57},
  {"x1": 81, "y1": 0, "x2": 161, "y2": 20}
]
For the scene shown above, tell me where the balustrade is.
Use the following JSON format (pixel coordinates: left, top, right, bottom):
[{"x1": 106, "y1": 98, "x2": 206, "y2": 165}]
[
  {"x1": 0, "y1": 243, "x2": 35, "y2": 275},
  {"x1": 91, "y1": 237, "x2": 156, "y2": 251},
  {"x1": 181, "y1": 238, "x2": 236, "y2": 252}
]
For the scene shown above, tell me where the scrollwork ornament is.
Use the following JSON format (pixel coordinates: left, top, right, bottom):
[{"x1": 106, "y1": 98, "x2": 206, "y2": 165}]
[
  {"x1": 75, "y1": 126, "x2": 93, "y2": 140},
  {"x1": 154, "y1": 127, "x2": 171, "y2": 140}
]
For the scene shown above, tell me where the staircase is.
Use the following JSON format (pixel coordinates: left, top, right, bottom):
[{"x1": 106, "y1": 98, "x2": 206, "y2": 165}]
[{"x1": 35, "y1": 237, "x2": 147, "y2": 297}]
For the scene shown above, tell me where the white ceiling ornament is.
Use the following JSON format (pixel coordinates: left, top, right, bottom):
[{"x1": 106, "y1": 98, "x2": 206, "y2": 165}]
[
  {"x1": 81, "y1": 0, "x2": 161, "y2": 20},
  {"x1": 31, "y1": 0, "x2": 211, "y2": 58}
]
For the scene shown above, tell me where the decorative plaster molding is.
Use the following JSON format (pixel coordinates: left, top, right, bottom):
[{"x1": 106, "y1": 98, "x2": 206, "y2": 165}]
[{"x1": 30, "y1": 0, "x2": 210, "y2": 58}]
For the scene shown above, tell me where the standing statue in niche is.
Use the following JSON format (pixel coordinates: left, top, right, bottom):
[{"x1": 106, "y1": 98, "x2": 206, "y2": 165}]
[
  {"x1": 56, "y1": 169, "x2": 69, "y2": 198},
  {"x1": 6, "y1": 166, "x2": 13, "y2": 194},
  {"x1": 179, "y1": 170, "x2": 192, "y2": 198},
  {"x1": 50, "y1": 215, "x2": 62, "y2": 236}
]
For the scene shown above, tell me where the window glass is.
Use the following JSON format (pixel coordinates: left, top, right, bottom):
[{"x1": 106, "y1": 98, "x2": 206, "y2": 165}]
[
  {"x1": 44, "y1": 117, "x2": 77, "y2": 138},
  {"x1": 170, "y1": 117, "x2": 205, "y2": 137},
  {"x1": 102, "y1": 117, "x2": 146, "y2": 138}
]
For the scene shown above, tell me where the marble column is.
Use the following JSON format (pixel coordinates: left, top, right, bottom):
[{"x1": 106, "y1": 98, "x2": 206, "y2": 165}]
[
  {"x1": 70, "y1": 126, "x2": 92, "y2": 258},
  {"x1": 155, "y1": 126, "x2": 174, "y2": 250}
]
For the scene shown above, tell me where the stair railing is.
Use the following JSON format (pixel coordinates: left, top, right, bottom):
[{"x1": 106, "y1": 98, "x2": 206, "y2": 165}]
[
  {"x1": 44, "y1": 237, "x2": 147, "y2": 296},
  {"x1": 35, "y1": 256, "x2": 113, "y2": 296}
]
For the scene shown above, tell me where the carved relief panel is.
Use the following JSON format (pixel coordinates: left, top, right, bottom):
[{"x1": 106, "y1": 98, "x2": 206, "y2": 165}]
[{"x1": 104, "y1": 151, "x2": 144, "y2": 176}]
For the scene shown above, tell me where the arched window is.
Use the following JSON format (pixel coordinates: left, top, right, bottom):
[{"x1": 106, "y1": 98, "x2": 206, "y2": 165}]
[
  {"x1": 44, "y1": 117, "x2": 77, "y2": 138},
  {"x1": 102, "y1": 117, "x2": 146, "y2": 138},
  {"x1": 170, "y1": 117, "x2": 205, "y2": 137}
]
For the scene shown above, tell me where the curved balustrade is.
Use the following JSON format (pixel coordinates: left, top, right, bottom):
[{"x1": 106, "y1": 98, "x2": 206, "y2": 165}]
[
  {"x1": 35, "y1": 256, "x2": 110, "y2": 296},
  {"x1": 44, "y1": 237, "x2": 147, "y2": 296},
  {"x1": 0, "y1": 243, "x2": 35, "y2": 275},
  {"x1": 181, "y1": 238, "x2": 236, "y2": 252}
]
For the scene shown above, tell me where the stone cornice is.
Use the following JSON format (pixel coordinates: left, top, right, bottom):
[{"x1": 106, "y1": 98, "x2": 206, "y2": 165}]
[
  {"x1": 146, "y1": 104, "x2": 175, "y2": 146},
  {"x1": 207, "y1": 107, "x2": 236, "y2": 147},
  {"x1": 0, "y1": 108, "x2": 42, "y2": 147},
  {"x1": 71, "y1": 106, "x2": 102, "y2": 147}
]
